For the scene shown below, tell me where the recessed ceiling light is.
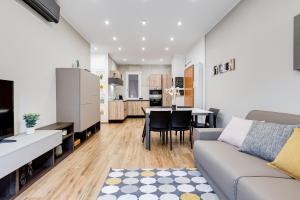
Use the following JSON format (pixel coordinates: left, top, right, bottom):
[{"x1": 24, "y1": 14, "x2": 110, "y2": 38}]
[
  {"x1": 160, "y1": 58, "x2": 164, "y2": 62},
  {"x1": 142, "y1": 58, "x2": 145, "y2": 62},
  {"x1": 112, "y1": 36, "x2": 117, "y2": 41},
  {"x1": 165, "y1": 47, "x2": 169, "y2": 51},
  {"x1": 141, "y1": 20, "x2": 147, "y2": 26},
  {"x1": 104, "y1": 20, "x2": 110, "y2": 25},
  {"x1": 170, "y1": 37, "x2": 174, "y2": 41},
  {"x1": 177, "y1": 21, "x2": 182, "y2": 26},
  {"x1": 94, "y1": 47, "x2": 98, "y2": 51},
  {"x1": 141, "y1": 47, "x2": 146, "y2": 51},
  {"x1": 118, "y1": 47, "x2": 122, "y2": 51},
  {"x1": 142, "y1": 36, "x2": 146, "y2": 41},
  {"x1": 123, "y1": 58, "x2": 127, "y2": 62}
]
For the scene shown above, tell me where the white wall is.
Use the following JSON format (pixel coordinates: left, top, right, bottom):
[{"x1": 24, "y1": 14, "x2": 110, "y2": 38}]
[
  {"x1": 206, "y1": 0, "x2": 300, "y2": 127},
  {"x1": 171, "y1": 37, "x2": 206, "y2": 107},
  {"x1": 171, "y1": 55, "x2": 185, "y2": 106},
  {"x1": 108, "y1": 56, "x2": 118, "y2": 71},
  {"x1": 0, "y1": 0, "x2": 90, "y2": 133},
  {"x1": 186, "y1": 37, "x2": 206, "y2": 108},
  {"x1": 185, "y1": 37, "x2": 206, "y2": 68},
  {"x1": 118, "y1": 65, "x2": 171, "y2": 100},
  {"x1": 172, "y1": 55, "x2": 186, "y2": 78}
]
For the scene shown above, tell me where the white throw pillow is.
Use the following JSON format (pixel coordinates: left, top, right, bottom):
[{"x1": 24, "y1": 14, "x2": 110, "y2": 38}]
[{"x1": 218, "y1": 116, "x2": 253, "y2": 147}]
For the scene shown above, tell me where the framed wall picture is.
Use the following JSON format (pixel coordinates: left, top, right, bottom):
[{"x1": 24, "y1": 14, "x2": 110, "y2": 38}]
[
  {"x1": 175, "y1": 77, "x2": 184, "y2": 95},
  {"x1": 219, "y1": 64, "x2": 226, "y2": 73},
  {"x1": 212, "y1": 58, "x2": 236, "y2": 77},
  {"x1": 229, "y1": 58, "x2": 236, "y2": 71},
  {"x1": 213, "y1": 66, "x2": 219, "y2": 76}
]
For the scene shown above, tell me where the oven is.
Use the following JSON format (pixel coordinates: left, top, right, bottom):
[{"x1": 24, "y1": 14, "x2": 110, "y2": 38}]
[{"x1": 149, "y1": 90, "x2": 162, "y2": 107}]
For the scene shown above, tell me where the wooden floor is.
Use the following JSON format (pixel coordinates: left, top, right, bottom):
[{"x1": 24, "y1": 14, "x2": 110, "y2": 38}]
[{"x1": 16, "y1": 118, "x2": 195, "y2": 200}]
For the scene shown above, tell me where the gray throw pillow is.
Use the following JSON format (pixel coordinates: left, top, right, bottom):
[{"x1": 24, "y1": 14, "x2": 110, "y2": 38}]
[{"x1": 240, "y1": 121, "x2": 298, "y2": 161}]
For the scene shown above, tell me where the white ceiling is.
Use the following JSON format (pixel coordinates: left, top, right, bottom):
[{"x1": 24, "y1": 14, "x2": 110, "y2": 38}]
[{"x1": 58, "y1": 0, "x2": 240, "y2": 65}]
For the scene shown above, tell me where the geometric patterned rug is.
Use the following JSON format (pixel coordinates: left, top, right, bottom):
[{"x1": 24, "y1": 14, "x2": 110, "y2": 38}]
[{"x1": 97, "y1": 168, "x2": 219, "y2": 200}]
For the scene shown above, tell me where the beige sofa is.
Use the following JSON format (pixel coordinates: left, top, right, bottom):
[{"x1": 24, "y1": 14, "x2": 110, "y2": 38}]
[{"x1": 193, "y1": 110, "x2": 300, "y2": 200}]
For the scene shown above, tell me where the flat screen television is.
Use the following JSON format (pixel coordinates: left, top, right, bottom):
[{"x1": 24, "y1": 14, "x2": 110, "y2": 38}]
[{"x1": 0, "y1": 80, "x2": 14, "y2": 141}]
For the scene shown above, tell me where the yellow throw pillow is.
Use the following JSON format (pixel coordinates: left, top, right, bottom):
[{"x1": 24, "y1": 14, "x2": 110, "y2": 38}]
[{"x1": 268, "y1": 128, "x2": 300, "y2": 180}]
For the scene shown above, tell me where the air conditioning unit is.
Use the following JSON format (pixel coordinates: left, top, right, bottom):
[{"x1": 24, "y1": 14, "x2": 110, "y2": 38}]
[{"x1": 23, "y1": 0, "x2": 60, "y2": 23}]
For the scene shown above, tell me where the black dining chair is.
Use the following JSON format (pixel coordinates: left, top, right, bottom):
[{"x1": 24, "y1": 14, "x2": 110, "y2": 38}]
[
  {"x1": 141, "y1": 107, "x2": 146, "y2": 142},
  {"x1": 170, "y1": 110, "x2": 192, "y2": 150},
  {"x1": 190, "y1": 108, "x2": 219, "y2": 149},
  {"x1": 149, "y1": 111, "x2": 171, "y2": 150},
  {"x1": 172, "y1": 106, "x2": 192, "y2": 136},
  {"x1": 192, "y1": 108, "x2": 220, "y2": 128}
]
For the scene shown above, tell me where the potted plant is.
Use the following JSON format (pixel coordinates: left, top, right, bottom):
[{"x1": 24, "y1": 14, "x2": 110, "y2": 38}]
[
  {"x1": 23, "y1": 113, "x2": 40, "y2": 134},
  {"x1": 165, "y1": 87, "x2": 181, "y2": 110}
]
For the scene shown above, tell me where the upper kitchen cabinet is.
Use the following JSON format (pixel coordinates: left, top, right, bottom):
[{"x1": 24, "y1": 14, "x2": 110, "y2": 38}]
[{"x1": 149, "y1": 74, "x2": 162, "y2": 90}]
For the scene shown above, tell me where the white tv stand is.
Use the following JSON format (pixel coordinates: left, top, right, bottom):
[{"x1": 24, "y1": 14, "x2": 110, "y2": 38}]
[{"x1": 0, "y1": 130, "x2": 62, "y2": 199}]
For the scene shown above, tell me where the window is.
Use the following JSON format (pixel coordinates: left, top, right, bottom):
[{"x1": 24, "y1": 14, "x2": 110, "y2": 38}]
[{"x1": 126, "y1": 72, "x2": 141, "y2": 99}]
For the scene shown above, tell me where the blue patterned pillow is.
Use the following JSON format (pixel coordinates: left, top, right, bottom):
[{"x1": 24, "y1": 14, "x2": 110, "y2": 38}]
[{"x1": 240, "y1": 121, "x2": 299, "y2": 161}]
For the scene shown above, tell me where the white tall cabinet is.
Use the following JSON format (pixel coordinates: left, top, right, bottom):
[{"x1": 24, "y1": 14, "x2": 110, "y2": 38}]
[{"x1": 56, "y1": 68, "x2": 100, "y2": 132}]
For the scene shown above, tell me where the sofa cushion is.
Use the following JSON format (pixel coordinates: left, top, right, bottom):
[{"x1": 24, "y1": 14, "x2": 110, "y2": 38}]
[
  {"x1": 268, "y1": 128, "x2": 300, "y2": 180},
  {"x1": 193, "y1": 141, "x2": 290, "y2": 200},
  {"x1": 218, "y1": 116, "x2": 253, "y2": 147},
  {"x1": 240, "y1": 121, "x2": 298, "y2": 161},
  {"x1": 236, "y1": 177, "x2": 300, "y2": 200}
]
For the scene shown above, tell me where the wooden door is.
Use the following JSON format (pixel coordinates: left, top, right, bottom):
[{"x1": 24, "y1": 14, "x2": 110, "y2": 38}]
[{"x1": 184, "y1": 65, "x2": 194, "y2": 107}]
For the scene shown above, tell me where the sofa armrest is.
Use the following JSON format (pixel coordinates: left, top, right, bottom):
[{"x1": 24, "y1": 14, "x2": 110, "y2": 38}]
[{"x1": 193, "y1": 128, "x2": 224, "y2": 141}]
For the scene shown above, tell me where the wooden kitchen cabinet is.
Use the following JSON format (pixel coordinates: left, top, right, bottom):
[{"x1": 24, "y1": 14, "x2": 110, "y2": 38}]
[
  {"x1": 162, "y1": 74, "x2": 172, "y2": 107},
  {"x1": 109, "y1": 100, "x2": 149, "y2": 121},
  {"x1": 127, "y1": 101, "x2": 140, "y2": 116},
  {"x1": 109, "y1": 101, "x2": 126, "y2": 120},
  {"x1": 141, "y1": 101, "x2": 150, "y2": 114},
  {"x1": 127, "y1": 101, "x2": 150, "y2": 116},
  {"x1": 124, "y1": 101, "x2": 128, "y2": 117},
  {"x1": 149, "y1": 74, "x2": 162, "y2": 90}
]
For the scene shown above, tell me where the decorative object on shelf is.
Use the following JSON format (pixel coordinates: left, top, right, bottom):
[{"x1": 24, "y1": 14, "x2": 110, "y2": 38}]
[
  {"x1": 23, "y1": 113, "x2": 40, "y2": 134},
  {"x1": 55, "y1": 145, "x2": 63, "y2": 157},
  {"x1": 72, "y1": 59, "x2": 80, "y2": 68},
  {"x1": 97, "y1": 70, "x2": 107, "y2": 122},
  {"x1": 27, "y1": 162, "x2": 33, "y2": 176},
  {"x1": 165, "y1": 87, "x2": 181, "y2": 110},
  {"x1": 74, "y1": 139, "x2": 81, "y2": 147},
  {"x1": 19, "y1": 167, "x2": 27, "y2": 186},
  {"x1": 175, "y1": 77, "x2": 184, "y2": 95},
  {"x1": 212, "y1": 58, "x2": 236, "y2": 76}
]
